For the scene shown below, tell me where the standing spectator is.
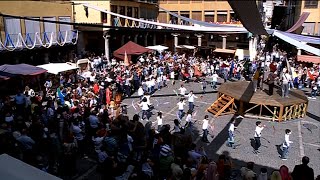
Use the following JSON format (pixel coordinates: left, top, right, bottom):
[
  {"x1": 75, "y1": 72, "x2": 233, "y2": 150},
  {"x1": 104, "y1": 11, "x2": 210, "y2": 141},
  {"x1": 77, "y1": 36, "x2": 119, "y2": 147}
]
[
  {"x1": 267, "y1": 71, "x2": 277, "y2": 95},
  {"x1": 291, "y1": 156, "x2": 314, "y2": 180},
  {"x1": 281, "y1": 69, "x2": 291, "y2": 98},
  {"x1": 201, "y1": 78, "x2": 207, "y2": 94},
  {"x1": 253, "y1": 121, "x2": 266, "y2": 154},
  {"x1": 281, "y1": 129, "x2": 293, "y2": 160}
]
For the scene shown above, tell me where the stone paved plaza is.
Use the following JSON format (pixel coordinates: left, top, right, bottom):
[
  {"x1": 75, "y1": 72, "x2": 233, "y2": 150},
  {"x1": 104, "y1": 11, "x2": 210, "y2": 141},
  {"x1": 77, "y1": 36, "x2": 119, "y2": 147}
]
[{"x1": 121, "y1": 79, "x2": 320, "y2": 178}]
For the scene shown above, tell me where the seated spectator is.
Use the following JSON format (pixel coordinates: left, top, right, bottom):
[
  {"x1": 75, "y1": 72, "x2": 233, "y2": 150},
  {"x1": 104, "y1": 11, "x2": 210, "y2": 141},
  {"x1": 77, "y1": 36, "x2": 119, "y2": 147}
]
[
  {"x1": 270, "y1": 171, "x2": 282, "y2": 180},
  {"x1": 280, "y1": 165, "x2": 292, "y2": 180},
  {"x1": 257, "y1": 167, "x2": 268, "y2": 180},
  {"x1": 240, "y1": 162, "x2": 257, "y2": 180}
]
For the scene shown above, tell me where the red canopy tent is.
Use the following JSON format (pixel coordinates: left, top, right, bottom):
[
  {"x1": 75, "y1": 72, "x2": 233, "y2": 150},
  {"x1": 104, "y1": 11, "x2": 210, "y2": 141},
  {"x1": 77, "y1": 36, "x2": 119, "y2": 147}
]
[{"x1": 113, "y1": 41, "x2": 150, "y2": 62}]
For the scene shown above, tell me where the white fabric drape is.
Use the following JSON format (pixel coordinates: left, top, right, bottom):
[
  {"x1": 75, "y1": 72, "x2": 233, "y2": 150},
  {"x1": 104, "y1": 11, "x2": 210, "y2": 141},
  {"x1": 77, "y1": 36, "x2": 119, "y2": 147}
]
[
  {"x1": 273, "y1": 30, "x2": 320, "y2": 56},
  {"x1": 4, "y1": 18, "x2": 21, "y2": 46},
  {"x1": 83, "y1": 3, "x2": 248, "y2": 33},
  {"x1": 25, "y1": 18, "x2": 40, "y2": 45},
  {"x1": 59, "y1": 16, "x2": 72, "y2": 40},
  {"x1": 44, "y1": 17, "x2": 57, "y2": 43}
]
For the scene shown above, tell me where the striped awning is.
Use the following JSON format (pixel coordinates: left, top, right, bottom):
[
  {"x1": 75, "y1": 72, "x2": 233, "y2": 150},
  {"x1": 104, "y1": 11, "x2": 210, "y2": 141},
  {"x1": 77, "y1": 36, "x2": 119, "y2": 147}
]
[{"x1": 297, "y1": 55, "x2": 320, "y2": 64}]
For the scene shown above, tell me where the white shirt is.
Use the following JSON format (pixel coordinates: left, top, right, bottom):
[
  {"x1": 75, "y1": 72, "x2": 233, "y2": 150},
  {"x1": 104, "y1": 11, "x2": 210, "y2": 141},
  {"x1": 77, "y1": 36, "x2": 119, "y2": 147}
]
[
  {"x1": 229, "y1": 123, "x2": 235, "y2": 132},
  {"x1": 187, "y1": 94, "x2": 198, "y2": 103},
  {"x1": 212, "y1": 74, "x2": 218, "y2": 82},
  {"x1": 138, "y1": 88, "x2": 144, "y2": 96},
  {"x1": 170, "y1": 71, "x2": 175, "y2": 79},
  {"x1": 177, "y1": 101, "x2": 185, "y2": 110},
  {"x1": 140, "y1": 101, "x2": 149, "y2": 110},
  {"x1": 202, "y1": 119, "x2": 209, "y2": 130},
  {"x1": 173, "y1": 125, "x2": 181, "y2": 133},
  {"x1": 283, "y1": 134, "x2": 292, "y2": 148},
  {"x1": 157, "y1": 116, "x2": 163, "y2": 125},
  {"x1": 179, "y1": 87, "x2": 187, "y2": 95},
  {"x1": 186, "y1": 114, "x2": 192, "y2": 122},
  {"x1": 254, "y1": 126, "x2": 264, "y2": 137}
]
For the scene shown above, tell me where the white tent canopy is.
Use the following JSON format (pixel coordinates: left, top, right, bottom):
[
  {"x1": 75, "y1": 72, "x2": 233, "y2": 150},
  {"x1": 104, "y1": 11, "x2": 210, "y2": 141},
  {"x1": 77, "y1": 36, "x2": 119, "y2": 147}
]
[
  {"x1": 176, "y1": 45, "x2": 196, "y2": 50},
  {"x1": 37, "y1": 63, "x2": 78, "y2": 75},
  {"x1": 146, "y1": 45, "x2": 168, "y2": 52},
  {"x1": 273, "y1": 30, "x2": 320, "y2": 56},
  {"x1": 0, "y1": 154, "x2": 62, "y2": 180}
]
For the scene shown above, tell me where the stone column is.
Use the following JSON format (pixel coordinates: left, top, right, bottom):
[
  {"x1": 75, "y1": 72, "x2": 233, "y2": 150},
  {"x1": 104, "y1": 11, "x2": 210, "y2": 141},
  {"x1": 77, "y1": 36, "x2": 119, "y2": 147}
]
[
  {"x1": 121, "y1": 35, "x2": 125, "y2": 45},
  {"x1": 144, "y1": 33, "x2": 149, "y2": 46},
  {"x1": 185, "y1": 35, "x2": 190, "y2": 45},
  {"x1": 221, "y1": 35, "x2": 227, "y2": 49},
  {"x1": 297, "y1": 48, "x2": 301, "y2": 55},
  {"x1": 172, "y1": 33, "x2": 180, "y2": 52},
  {"x1": 195, "y1": 34, "x2": 203, "y2": 47},
  {"x1": 153, "y1": 34, "x2": 156, "y2": 45},
  {"x1": 249, "y1": 37, "x2": 253, "y2": 61},
  {"x1": 134, "y1": 34, "x2": 138, "y2": 43},
  {"x1": 103, "y1": 33, "x2": 110, "y2": 61}
]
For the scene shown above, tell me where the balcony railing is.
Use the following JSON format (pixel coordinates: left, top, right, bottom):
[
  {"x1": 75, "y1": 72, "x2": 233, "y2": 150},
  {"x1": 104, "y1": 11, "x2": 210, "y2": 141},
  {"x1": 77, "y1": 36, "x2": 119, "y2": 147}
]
[{"x1": 0, "y1": 30, "x2": 78, "y2": 51}]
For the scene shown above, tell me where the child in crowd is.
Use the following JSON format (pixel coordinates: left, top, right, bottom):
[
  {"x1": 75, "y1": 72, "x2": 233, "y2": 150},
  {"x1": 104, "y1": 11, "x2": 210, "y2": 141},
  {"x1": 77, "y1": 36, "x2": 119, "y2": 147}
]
[{"x1": 156, "y1": 111, "x2": 163, "y2": 132}]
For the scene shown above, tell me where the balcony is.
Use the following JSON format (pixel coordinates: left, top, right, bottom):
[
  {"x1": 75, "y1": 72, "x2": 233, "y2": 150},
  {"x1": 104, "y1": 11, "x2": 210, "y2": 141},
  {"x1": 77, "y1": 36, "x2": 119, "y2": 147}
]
[{"x1": 0, "y1": 30, "x2": 78, "y2": 51}]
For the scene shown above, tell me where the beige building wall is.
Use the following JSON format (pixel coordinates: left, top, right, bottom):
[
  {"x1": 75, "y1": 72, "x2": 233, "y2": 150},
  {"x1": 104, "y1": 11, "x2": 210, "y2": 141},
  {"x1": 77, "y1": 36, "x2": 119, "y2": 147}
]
[
  {"x1": 300, "y1": 0, "x2": 320, "y2": 35},
  {"x1": 73, "y1": 1, "x2": 110, "y2": 24},
  {"x1": 0, "y1": 1, "x2": 72, "y2": 41},
  {"x1": 159, "y1": 0, "x2": 236, "y2": 24}
]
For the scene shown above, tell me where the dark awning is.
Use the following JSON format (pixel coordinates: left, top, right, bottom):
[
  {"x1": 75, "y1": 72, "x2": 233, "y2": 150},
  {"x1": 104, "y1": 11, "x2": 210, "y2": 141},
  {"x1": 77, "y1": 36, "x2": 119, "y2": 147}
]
[{"x1": 228, "y1": 0, "x2": 268, "y2": 35}]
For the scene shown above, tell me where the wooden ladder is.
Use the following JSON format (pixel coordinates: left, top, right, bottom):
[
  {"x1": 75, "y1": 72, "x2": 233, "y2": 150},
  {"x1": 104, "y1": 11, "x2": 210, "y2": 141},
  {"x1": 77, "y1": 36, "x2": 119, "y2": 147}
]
[{"x1": 207, "y1": 94, "x2": 235, "y2": 117}]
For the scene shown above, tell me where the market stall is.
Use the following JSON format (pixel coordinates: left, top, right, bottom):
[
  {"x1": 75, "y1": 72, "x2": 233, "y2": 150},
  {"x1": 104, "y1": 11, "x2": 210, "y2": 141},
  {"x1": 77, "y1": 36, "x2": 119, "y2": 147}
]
[{"x1": 37, "y1": 63, "x2": 78, "y2": 75}]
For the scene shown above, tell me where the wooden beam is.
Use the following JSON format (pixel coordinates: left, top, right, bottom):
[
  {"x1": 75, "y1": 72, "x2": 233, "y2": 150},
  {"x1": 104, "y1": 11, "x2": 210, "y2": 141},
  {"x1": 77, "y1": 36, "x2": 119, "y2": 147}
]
[
  {"x1": 214, "y1": 98, "x2": 234, "y2": 117},
  {"x1": 278, "y1": 105, "x2": 284, "y2": 122},
  {"x1": 244, "y1": 104, "x2": 260, "y2": 113}
]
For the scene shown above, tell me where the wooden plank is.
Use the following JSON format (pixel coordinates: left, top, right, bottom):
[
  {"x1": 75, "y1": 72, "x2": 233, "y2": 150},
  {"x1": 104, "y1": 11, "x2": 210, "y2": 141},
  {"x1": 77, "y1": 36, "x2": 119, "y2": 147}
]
[
  {"x1": 215, "y1": 98, "x2": 234, "y2": 117},
  {"x1": 263, "y1": 104, "x2": 279, "y2": 119},
  {"x1": 245, "y1": 114, "x2": 274, "y2": 121},
  {"x1": 207, "y1": 108, "x2": 218, "y2": 115},
  {"x1": 244, "y1": 104, "x2": 260, "y2": 113},
  {"x1": 278, "y1": 105, "x2": 284, "y2": 122}
]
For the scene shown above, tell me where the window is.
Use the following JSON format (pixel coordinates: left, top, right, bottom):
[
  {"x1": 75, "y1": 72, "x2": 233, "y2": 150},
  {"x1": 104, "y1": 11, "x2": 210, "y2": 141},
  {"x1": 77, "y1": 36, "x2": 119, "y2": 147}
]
[
  {"x1": 302, "y1": 22, "x2": 315, "y2": 35},
  {"x1": 192, "y1": 11, "x2": 202, "y2": 21},
  {"x1": 204, "y1": 11, "x2": 215, "y2": 22},
  {"x1": 230, "y1": 11, "x2": 239, "y2": 22},
  {"x1": 217, "y1": 11, "x2": 227, "y2": 22},
  {"x1": 43, "y1": 17, "x2": 57, "y2": 43},
  {"x1": 101, "y1": 12, "x2": 108, "y2": 23},
  {"x1": 304, "y1": 0, "x2": 318, "y2": 8},
  {"x1": 127, "y1": 7, "x2": 133, "y2": 17},
  {"x1": 169, "y1": 13, "x2": 178, "y2": 24},
  {"x1": 59, "y1": 17, "x2": 72, "y2": 32},
  {"x1": 134, "y1": 7, "x2": 139, "y2": 18},
  {"x1": 180, "y1": 12, "x2": 190, "y2": 25},
  {"x1": 4, "y1": 18, "x2": 21, "y2": 46},
  {"x1": 25, "y1": 18, "x2": 40, "y2": 45},
  {"x1": 111, "y1": 5, "x2": 118, "y2": 24},
  {"x1": 158, "y1": 12, "x2": 167, "y2": 23}
]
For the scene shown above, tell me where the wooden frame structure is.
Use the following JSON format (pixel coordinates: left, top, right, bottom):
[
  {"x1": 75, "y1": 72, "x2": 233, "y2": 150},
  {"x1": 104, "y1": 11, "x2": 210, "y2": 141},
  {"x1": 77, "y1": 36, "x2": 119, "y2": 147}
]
[{"x1": 207, "y1": 81, "x2": 308, "y2": 122}]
